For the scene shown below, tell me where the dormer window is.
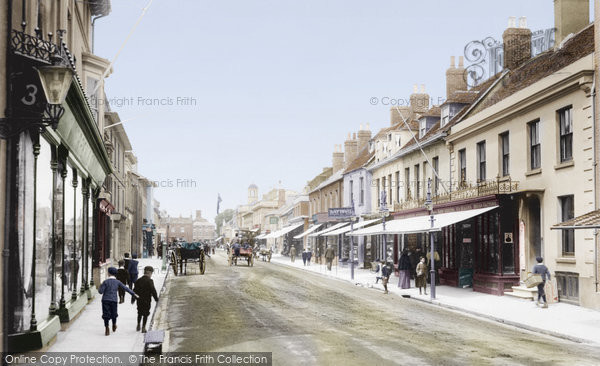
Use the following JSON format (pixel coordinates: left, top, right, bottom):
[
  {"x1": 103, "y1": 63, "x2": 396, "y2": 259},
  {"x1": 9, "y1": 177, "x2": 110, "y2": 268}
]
[
  {"x1": 419, "y1": 119, "x2": 427, "y2": 138},
  {"x1": 441, "y1": 105, "x2": 450, "y2": 127},
  {"x1": 388, "y1": 133, "x2": 392, "y2": 141}
]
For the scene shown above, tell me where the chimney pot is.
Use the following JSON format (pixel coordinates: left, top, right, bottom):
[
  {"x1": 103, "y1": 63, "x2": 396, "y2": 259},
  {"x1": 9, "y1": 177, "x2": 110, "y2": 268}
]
[
  {"x1": 508, "y1": 16, "x2": 516, "y2": 28},
  {"x1": 359, "y1": 124, "x2": 363, "y2": 130},
  {"x1": 519, "y1": 16, "x2": 527, "y2": 28},
  {"x1": 420, "y1": 84, "x2": 426, "y2": 93},
  {"x1": 366, "y1": 123, "x2": 370, "y2": 130},
  {"x1": 458, "y1": 56, "x2": 464, "y2": 68},
  {"x1": 353, "y1": 132, "x2": 356, "y2": 140},
  {"x1": 450, "y1": 56, "x2": 455, "y2": 67},
  {"x1": 413, "y1": 84, "x2": 418, "y2": 93},
  {"x1": 347, "y1": 132, "x2": 351, "y2": 140}
]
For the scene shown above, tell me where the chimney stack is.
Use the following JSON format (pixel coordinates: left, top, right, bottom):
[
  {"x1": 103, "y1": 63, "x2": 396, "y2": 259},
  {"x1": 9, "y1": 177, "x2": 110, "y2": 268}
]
[
  {"x1": 344, "y1": 134, "x2": 359, "y2": 169},
  {"x1": 554, "y1": 0, "x2": 590, "y2": 46},
  {"x1": 357, "y1": 124, "x2": 372, "y2": 151},
  {"x1": 446, "y1": 56, "x2": 468, "y2": 98},
  {"x1": 390, "y1": 107, "x2": 410, "y2": 126},
  {"x1": 332, "y1": 144, "x2": 344, "y2": 173},
  {"x1": 503, "y1": 16, "x2": 532, "y2": 70},
  {"x1": 409, "y1": 84, "x2": 430, "y2": 117}
]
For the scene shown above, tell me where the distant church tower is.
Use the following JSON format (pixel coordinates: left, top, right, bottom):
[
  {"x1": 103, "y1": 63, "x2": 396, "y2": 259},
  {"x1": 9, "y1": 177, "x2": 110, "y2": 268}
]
[{"x1": 248, "y1": 184, "x2": 258, "y2": 204}]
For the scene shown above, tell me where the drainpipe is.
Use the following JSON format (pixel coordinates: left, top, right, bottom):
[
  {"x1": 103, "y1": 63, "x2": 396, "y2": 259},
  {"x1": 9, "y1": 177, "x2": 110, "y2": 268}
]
[
  {"x1": 592, "y1": 71, "x2": 598, "y2": 292},
  {"x1": 91, "y1": 14, "x2": 108, "y2": 53}
]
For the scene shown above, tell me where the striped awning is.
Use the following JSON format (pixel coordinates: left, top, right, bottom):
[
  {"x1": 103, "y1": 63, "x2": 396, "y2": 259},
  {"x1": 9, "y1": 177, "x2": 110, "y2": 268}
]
[{"x1": 551, "y1": 209, "x2": 600, "y2": 229}]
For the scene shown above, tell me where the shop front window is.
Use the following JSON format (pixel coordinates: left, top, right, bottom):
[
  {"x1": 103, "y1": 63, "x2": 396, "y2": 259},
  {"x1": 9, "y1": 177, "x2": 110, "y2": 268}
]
[
  {"x1": 64, "y1": 167, "x2": 75, "y2": 299},
  {"x1": 477, "y1": 212, "x2": 499, "y2": 274},
  {"x1": 36, "y1": 139, "x2": 54, "y2": 323}
]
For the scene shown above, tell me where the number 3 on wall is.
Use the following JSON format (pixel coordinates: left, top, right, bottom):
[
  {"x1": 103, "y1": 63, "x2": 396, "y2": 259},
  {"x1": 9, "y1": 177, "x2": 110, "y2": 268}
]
[{"x1": 21, "y1": 84, "x2": 38, "y2": 106}]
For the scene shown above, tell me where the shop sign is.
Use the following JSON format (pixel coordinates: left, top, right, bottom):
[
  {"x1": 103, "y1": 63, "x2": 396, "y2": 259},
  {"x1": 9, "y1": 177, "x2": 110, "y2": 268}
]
[{"x1": 328, "y1": 207, "x2": 355, "y2": 219}]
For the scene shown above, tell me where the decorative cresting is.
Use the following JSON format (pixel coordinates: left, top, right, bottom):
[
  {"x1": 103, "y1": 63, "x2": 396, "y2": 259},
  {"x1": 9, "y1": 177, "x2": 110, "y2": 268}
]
[
  {"x1": 393, "y1": 178, "x2": 520, "y2": 211},
  {"x1": 463, "y1": 36, "x2": 502, "y2": 88},
  {"x1": 0, "y1": 25, "x2": 74, "y2": 139}
]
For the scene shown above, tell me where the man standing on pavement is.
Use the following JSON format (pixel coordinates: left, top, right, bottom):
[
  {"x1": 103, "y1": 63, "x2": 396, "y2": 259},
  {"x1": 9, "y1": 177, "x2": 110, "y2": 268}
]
[
  {"x1": 532, "y1": 256, "x2": 551, "y2": 308},
  {"x1": 324, "y1": 245, "x2": 335, "y2": 271},
  {"x1": 290, "y1": 245, "x2": 297, "y2": 262}
]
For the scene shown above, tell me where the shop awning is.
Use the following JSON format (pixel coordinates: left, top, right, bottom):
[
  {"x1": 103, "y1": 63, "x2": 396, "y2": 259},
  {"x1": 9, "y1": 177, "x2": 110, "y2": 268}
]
[
  {"x1": 256, "y1": 233, "x2": 268, "y2": 240},
  {"x1": 321, "y1": 218, "x2": 381, "y2": 237},
  {"x1": 293, "y1": 224, "x2": 323, "y2": 239},
  {"x1": 308, "y1": 222, "x2": 349, "y2": 237},
  {"x1": 264, "y1": 223, "x2": 304, "y2": 239},
  {"x1": 250, "y1": 228, "x2": 260, "y2": 233},
  {"x1": 551, "y1": 209, "x2": 600, "y2": 230},
  {"x1": 349, "y1": 206, "x2": 498, "y2": 236},
  {"x1": 215, "y1": 236, "x2": 223, "y2": 242}
]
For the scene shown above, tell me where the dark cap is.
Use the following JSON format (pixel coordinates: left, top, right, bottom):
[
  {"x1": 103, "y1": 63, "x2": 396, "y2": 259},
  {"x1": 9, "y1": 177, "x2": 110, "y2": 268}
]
[
  {"x1": 536, "y1": 256, "x2": 543, "y2": 263},
  {"x1": 108, "y1": 267, "x2": 118, "y2": 275},
  {"x1": 144, "y1": 266, "x2": 154, "y2": 273}
]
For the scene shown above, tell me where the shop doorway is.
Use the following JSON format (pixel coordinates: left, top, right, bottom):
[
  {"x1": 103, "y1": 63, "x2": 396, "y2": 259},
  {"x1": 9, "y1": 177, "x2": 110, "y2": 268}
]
[
  {"x1": 526, "y1": 196, "x2": 542, "y2": 268},
  {"x1": 457, "y1": 221, "x2": 474, "y2": 287}
]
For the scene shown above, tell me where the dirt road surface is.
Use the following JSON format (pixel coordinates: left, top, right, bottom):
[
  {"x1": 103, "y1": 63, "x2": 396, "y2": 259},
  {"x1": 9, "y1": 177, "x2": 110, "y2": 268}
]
[{"x1": 160, "y1": 252, "x2": 600, "y2": 365}]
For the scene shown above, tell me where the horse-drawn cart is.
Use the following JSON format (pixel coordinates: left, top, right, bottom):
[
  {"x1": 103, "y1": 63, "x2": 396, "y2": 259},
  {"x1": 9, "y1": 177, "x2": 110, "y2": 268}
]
[
  {"x1": 228, "y1": 229, "x2": 258, "y2": 267},
  {"x1": 170, "y1": 242, "x2": 206, "y2": 275}
]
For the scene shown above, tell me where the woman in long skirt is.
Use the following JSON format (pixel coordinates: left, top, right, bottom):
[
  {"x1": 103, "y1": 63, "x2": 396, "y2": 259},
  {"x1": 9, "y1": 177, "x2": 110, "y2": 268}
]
[{"x1": 397, "y1": 250, "x2": 411, "y2": 289}]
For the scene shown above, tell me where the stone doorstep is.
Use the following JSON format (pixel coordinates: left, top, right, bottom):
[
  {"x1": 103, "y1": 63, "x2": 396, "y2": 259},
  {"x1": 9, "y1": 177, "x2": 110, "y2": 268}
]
[
  {"x1": 7, "y1": 315, "x2": 61, "y2": 353},
  {"x1": 505, "y1": 285, "x2": 538, "y2": 300}
]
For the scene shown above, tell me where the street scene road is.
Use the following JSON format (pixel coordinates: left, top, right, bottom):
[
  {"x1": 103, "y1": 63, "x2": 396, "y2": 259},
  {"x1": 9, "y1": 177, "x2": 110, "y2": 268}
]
[{"x1": 160, "y1": 252, "x2": 600, "y2": 366}]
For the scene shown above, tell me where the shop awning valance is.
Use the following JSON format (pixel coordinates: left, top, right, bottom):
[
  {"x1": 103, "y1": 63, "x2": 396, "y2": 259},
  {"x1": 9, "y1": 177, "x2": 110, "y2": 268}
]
[
  {"x1": 349, "y1": 206, "x2": 498, "y2": 236},
  {"x1": 264, "y1": 223, "x2": 304, "y2": 239},
  {"x1": 308, "y1": 222, "x2": 349, "y2": 237},
  {"x1": 551, "y1": 209, "x2": 600, "y2": 230},
  {"x1": 293, "y1": 224, "x2": 323, "y2": 239},
  {"x1": 321, "y1": 218, "x2": 381, "y2": 237}
]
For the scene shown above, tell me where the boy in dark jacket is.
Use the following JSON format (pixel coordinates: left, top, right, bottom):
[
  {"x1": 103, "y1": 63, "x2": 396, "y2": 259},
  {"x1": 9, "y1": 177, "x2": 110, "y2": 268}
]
[
  {"x1": 532, "y1": 256, "x2": 551, "y2": 308},
  {"x1": 99, "y1": 267, "x2": 138, "y2": 335},
  {"x1": 128, "y1": 253, "x2": 140, "y2": 288},
  {"x1": 116, "y1": 260, "x2": 129, "y2": 303},
  {"x1": 132, "y1": 266, "x2": 159, "y2": 333}
]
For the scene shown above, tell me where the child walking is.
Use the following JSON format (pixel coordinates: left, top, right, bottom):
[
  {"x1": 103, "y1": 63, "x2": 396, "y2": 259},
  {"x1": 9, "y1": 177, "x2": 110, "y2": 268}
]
[
  {"x1": 99, "y1": 267, "x2": 138, "y2": 336},
  {"x1": 116, "y1": 260, "x2": 129, "y2": 303},
  {"x1": 131, "y1": 266, "x2": 159, "y2": 333}
]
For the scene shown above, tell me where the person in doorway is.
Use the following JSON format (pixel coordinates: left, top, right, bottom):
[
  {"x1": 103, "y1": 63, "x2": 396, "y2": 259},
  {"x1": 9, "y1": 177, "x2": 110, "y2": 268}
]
[
  {"x1": 290, "y1": 245, "x2": 297, "y2": 262},
  {"x1": 416, "y1": 257, "x2": 428, "y2": 295},
  {"x1": 381, "y1": 260, "x2": 393, "y2": 294},
  {"x1": 132, "y1": 266, "x2": 159, "y2": 333},
  {"x1": 426, "y1": 247, "x2": 441, "y2": 285},
  {"x1": 324, "y1": 245, "x2": 335, "y2": 271},
  {"x1": 128, "y1": 254, "x2": 140, "y2": 288},
  {"x1": 99, "y1": 267, "x2": 137, "y2": 336},
  {"x1": 397, "y1": 249, "x2": 411, "y2": 289},
  {"x1": 532, "y1": 256, "x2": 551, "y2": 308},
  {"x1": 116, "y1": 260, "x2": 129, "y2": 304}
]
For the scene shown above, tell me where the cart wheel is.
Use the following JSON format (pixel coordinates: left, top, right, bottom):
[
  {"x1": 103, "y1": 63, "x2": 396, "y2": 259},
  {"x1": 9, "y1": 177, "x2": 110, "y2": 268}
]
[
  {"x1": 199, "y1": 252, "x2": 206, "y2": 274},
  {"x1": 170, "y1": 251, "x2": 178, "y2": 276}
]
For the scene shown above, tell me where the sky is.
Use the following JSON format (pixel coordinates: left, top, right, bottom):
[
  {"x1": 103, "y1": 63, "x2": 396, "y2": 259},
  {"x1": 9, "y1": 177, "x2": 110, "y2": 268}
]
[{"x1": 94, "y1": 0, "x2": 593, "y2": 224}]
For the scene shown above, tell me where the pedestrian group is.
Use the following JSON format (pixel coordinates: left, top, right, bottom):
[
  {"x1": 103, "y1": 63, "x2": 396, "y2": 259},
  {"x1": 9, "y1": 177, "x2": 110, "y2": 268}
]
[{"x1": 98, "y1": 252, "x2": 160, "y2": 336}]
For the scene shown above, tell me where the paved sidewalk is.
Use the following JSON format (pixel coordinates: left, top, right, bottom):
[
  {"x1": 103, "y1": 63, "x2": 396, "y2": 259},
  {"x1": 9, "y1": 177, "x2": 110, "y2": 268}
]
[
  {"x1": 271, "y1": 254, "x2": 600, "y2": 345},
  {"x1": 48, "y1": 258, "x2": 168, "y2": 352}
]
